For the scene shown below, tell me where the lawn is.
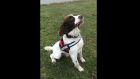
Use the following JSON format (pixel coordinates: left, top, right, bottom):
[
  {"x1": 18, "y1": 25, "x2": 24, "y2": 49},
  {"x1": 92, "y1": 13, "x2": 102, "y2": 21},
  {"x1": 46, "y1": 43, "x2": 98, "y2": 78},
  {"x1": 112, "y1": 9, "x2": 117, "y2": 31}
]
[{"x1": 40, "y1": 0, "x2": 97, "y2": 79}]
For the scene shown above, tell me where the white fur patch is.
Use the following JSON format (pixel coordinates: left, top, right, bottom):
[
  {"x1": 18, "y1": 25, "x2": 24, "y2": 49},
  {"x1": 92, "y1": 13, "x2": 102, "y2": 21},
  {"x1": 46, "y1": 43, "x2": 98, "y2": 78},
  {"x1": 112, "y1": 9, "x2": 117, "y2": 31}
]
[{"x1": 73, "y1": 15, "x2": 81, "y2": 24}]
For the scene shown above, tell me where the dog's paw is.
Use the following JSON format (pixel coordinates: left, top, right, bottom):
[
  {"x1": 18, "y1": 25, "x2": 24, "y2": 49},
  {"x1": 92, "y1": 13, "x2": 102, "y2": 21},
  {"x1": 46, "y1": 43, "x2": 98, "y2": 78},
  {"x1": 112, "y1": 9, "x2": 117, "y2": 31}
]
[
  {"x1": 80, "y1": 58, "x2": 86, "y2": 63},
  {"x1": 51, "y1": 59, "x2": 56, "y2": 64},
  {"x1": 78, "y1": 66, "x2": 84, "y2": 72}
]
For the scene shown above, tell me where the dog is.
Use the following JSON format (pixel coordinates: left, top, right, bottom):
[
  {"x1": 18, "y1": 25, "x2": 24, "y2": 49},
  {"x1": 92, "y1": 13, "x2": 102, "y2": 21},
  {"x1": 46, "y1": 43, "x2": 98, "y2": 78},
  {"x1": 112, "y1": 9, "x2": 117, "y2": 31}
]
[{"x1": 44, "y1": 14, "x2": 85, "y2": 72}]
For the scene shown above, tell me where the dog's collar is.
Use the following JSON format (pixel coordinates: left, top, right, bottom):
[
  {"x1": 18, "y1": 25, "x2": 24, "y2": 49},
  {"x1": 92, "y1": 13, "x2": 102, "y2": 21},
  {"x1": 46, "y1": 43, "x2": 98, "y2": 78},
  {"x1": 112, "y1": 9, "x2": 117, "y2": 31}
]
[{"x1": 66, "y1": 33, "x2": 79, "y2": 38}]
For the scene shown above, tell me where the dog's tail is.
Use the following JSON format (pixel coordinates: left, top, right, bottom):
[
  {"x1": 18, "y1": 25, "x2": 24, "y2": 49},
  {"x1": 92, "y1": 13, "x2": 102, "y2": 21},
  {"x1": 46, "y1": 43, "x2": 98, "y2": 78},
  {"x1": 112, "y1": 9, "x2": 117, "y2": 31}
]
[{"x1": 44, "y1": 46, "x2": 53, "y2": 51}]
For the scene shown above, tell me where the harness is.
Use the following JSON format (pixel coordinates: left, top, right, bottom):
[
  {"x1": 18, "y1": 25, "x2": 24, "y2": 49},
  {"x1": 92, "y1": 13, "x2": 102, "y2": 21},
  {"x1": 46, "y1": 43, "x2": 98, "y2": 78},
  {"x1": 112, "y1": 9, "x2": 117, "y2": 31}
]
[{"x1": 59, "y1": 34, "x2": 81, "y2": 53}]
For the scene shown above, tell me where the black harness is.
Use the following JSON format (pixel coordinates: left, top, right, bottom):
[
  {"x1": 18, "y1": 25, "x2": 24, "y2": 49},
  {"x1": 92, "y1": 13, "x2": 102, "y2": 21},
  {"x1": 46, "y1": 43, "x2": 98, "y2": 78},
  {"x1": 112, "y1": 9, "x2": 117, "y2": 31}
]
[{"x1": 59, "y1": 34, "x2": 81, "y2": 53}]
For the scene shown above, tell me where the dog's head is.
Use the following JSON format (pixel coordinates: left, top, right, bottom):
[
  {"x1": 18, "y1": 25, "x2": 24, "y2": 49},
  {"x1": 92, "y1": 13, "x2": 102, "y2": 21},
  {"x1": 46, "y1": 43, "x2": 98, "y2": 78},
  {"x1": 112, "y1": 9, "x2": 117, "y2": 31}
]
[{"x1": 59, "y1": 14, "x2": 84, "y2": 36}]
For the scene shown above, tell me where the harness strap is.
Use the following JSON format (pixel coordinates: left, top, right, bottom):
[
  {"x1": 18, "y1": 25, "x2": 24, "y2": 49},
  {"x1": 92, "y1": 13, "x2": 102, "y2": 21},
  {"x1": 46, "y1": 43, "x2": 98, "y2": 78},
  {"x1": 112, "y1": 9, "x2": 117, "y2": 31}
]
[
  {"x1": 60, "y1": 38, "x2": 81, "y2": 53},
  {"x1": 59, "y1": 33, "x2": 81, "y2": 53},
  {"x1": 69, "y1": 39, "x2": 81, "y2": 47}
]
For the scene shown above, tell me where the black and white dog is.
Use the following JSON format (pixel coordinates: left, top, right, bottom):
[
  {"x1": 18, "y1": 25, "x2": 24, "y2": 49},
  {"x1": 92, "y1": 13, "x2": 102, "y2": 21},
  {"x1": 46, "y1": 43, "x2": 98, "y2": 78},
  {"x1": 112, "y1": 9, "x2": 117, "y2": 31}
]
[{"x1": 44, "y1": 14, "x2": 85, "y2": 72}]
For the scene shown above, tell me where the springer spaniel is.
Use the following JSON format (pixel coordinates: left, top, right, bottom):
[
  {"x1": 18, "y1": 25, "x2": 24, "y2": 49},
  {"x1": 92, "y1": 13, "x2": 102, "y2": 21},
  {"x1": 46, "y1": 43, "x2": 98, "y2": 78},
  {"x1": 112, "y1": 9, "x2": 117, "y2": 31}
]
[{"x1": 44, "y1": 14, "x2": 85, "y2": 72}]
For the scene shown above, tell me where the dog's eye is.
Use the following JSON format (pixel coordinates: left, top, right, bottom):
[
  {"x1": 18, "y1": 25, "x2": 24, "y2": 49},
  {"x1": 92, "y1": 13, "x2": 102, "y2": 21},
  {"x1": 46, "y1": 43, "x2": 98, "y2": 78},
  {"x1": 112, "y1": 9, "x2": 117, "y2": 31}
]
[{"x1": 78, "y1": 15, "x2": 83, "y2": 19}]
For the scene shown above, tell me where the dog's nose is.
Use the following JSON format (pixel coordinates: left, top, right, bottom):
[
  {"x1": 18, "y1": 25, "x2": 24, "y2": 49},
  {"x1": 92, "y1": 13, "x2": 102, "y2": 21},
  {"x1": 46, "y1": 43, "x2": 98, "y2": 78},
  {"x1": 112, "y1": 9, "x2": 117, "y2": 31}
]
[{"x1": 78, "y1": 15, "x2": 83, "y2": 19}]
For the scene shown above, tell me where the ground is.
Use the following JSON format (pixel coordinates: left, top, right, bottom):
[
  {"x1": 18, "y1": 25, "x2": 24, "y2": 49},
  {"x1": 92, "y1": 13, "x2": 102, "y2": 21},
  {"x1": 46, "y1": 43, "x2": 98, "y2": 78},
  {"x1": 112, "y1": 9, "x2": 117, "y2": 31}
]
[{"x1": 40, "y1": 0, "x2": 96, "y2": 79}]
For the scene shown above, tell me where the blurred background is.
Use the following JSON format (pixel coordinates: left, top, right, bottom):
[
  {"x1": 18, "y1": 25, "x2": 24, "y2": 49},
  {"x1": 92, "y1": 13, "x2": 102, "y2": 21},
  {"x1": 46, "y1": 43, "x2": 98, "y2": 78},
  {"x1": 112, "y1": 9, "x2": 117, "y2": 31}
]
[{"x1": 41, "y1": 0, "x2": 79, "y2": 5}]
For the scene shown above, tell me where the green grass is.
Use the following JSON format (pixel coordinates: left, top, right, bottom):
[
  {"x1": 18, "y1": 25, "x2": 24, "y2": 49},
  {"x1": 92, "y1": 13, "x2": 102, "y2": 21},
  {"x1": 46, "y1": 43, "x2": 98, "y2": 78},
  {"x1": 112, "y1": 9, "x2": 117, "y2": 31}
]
[{"x1": 40, "y1": 0, "x2": 97, "y2": 79}]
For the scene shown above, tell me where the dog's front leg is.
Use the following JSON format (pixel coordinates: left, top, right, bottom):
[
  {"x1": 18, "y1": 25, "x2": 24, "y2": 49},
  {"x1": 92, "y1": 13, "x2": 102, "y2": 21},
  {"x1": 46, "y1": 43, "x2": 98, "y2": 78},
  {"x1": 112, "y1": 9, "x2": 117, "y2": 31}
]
[
  {"x1": 70, "y1": 53, "x2": 84, "y2": 72},
  {"x1": 79, "y1": 49, "x2": 86, "y2": 63}
]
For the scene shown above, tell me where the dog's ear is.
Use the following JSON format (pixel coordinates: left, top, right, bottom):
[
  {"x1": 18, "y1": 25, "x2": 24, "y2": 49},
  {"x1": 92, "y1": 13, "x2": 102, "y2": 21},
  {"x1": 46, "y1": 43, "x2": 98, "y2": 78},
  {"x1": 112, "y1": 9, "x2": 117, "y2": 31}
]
[
  {"x1": 59, "y1": 22, "x2": 69, "y2": 36},
  {"x1": 59, "y1": 15, "x2": 75, "y2": 36},
  {"x1": 64, "y1": 15, "x2": 75, "y2": 23},
  {"x1": 64, "y1": 14, "x2": 73, "y2": 19}
]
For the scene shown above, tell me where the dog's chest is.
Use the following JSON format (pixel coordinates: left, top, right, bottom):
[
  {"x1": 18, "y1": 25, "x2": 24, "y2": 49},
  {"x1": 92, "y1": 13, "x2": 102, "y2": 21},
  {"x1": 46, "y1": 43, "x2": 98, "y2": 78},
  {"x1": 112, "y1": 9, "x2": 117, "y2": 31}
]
[
  {"x1": 77, "y1": 38, "x2": 84, "y2": 49},
  {"x1": 62, "y1": 34, "x2": 84, "y2": 53}
]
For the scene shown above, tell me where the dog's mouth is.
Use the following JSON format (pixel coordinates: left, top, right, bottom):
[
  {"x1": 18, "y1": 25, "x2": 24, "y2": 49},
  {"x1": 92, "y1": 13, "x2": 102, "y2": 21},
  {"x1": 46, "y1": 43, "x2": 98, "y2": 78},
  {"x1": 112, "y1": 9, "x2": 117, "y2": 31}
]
[
  {"x1": 76, "y1": 15, "x2": 84, "y2": 27},
  {"x1": 76, "y1": 21, "x2": 81, "y2": 26},
  {"x1": 76, "y1": 20, "x2": 83, "y2": 27}
]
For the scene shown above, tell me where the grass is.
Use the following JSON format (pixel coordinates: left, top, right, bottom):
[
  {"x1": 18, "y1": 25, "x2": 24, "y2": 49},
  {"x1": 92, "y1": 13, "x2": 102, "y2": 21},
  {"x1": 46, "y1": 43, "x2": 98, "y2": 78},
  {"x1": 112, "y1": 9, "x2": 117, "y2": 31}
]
[{"x1": 40, "y1": 0, "x2": 97, "y2": 79}]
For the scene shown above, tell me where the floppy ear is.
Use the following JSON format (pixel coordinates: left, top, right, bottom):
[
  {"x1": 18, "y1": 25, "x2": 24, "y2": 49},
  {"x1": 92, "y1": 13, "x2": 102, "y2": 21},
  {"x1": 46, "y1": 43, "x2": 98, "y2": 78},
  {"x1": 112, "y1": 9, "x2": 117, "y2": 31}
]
[
  {"x1": 64, "y1": 15, "x2": 75, "y2": 23},
  {"x1": 64, "y1": 14, "x2": 73, "y2": 19},
  {"x1": 59, "y1": 22, "x2": 69, "y2": 36},
  {"x1": 59, "y1": 15, "x2": 75, "y2": 36}
]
